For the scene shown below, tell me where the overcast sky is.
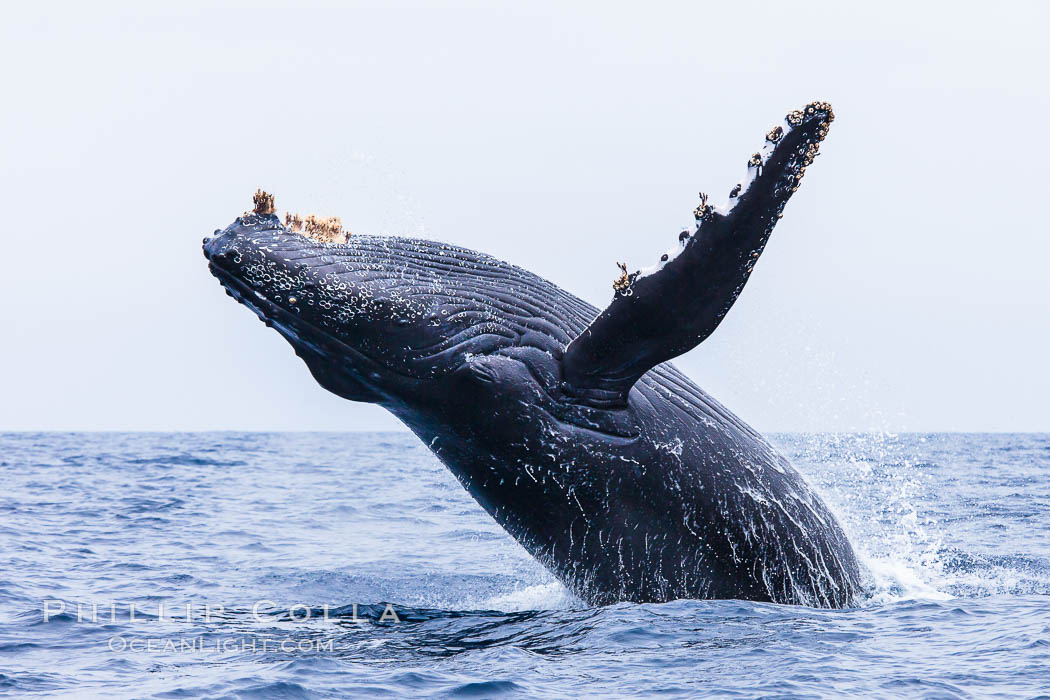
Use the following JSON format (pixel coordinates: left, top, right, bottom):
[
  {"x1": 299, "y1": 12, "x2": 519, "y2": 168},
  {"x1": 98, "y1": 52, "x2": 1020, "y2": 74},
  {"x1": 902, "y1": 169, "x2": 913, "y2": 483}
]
[{"x1": 2, "y1": 1, "x2": 1047, "y2": 432}]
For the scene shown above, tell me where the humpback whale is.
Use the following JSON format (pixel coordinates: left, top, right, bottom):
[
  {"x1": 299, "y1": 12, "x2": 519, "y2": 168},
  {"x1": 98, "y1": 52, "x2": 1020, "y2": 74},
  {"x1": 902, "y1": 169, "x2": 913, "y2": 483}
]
[{"x1": 203, "y1": 101, "x2": 862, "y2": 607}]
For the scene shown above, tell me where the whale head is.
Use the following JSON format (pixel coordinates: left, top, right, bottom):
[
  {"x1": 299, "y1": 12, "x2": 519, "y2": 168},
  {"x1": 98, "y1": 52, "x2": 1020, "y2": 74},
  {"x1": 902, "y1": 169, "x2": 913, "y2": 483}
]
[{"x1": 202, "y1": 198, "x2": 572, "y2": 413}]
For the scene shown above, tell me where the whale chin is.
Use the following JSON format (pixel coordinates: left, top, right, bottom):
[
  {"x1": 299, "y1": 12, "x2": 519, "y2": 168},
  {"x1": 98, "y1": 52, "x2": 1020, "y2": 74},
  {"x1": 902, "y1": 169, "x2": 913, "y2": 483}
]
[{"x1": 206, "y1": 257, "x2": 387, "y2": 404}]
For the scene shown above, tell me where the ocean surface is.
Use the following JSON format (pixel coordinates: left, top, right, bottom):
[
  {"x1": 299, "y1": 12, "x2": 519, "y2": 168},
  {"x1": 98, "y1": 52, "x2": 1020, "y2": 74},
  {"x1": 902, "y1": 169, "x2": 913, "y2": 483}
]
[{"x1": 0, "y1": 432, "x2": 1048, "y2": 699}]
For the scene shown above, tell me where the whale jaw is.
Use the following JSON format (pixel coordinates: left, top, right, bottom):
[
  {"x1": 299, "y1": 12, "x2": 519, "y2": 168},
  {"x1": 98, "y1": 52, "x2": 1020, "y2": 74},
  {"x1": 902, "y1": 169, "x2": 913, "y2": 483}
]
[{"x1": 202, "y1": 213, "x2": 421, "y2": 405}]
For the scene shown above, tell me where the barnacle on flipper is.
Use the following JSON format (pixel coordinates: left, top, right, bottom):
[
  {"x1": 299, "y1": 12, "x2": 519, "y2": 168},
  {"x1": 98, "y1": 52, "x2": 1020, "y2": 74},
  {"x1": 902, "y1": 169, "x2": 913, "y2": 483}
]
[
  {"x1": 806, "y1": 100, "x2": 834, "y2": 121},
  {"x1": 693, "y1": 192, "x2": 710, "y2": 221},
  {"x1": 780, "y1": 102, "x2": 834, "y2": 193},
  {"x1": 641, "y1": 100, "x2": 836, "y2": 273},
  {"x1": 613, "y1": 261, "x2": 633, "y2": 293},
  {"x1": 804, "y1": 142, "x2": 821, "y2": 165}
]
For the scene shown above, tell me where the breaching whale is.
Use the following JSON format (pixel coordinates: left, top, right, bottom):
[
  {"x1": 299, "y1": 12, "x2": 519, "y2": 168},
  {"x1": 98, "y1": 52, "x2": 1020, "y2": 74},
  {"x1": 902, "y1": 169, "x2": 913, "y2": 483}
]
[{"x1": 203, "y1": 101, "x2": 862, "y2": 607}]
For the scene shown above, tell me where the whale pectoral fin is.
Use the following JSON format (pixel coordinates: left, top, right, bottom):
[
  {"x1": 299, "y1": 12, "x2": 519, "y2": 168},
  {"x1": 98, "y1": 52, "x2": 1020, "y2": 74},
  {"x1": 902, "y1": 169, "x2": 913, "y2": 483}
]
[{"x1": 561, "y1": 102, "x2": 835, "y2": 407}]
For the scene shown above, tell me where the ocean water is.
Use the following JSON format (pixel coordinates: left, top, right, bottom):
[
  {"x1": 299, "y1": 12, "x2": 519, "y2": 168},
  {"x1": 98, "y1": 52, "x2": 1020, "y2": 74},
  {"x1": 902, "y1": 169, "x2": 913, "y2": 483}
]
[{"x1": 0, "y1": 432, "x2": 1048, "y2": 699}]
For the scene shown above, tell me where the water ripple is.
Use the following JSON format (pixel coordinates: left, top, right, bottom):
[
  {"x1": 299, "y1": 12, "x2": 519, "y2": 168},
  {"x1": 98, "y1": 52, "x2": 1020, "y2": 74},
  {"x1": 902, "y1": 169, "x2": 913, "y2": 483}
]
[{"x1": 0, "y1": 432, "x2": 1047, "y2": 697}]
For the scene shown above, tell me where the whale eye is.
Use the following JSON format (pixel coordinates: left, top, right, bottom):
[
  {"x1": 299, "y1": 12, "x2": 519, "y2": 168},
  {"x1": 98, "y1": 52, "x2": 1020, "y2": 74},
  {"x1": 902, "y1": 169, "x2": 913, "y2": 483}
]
[{"x1": 660, "y1": 254, "x2": 668, "y2": 262}]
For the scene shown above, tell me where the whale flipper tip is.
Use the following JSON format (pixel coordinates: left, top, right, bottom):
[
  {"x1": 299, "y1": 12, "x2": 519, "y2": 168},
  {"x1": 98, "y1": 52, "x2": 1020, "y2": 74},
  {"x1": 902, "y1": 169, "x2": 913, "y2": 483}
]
[{"x1": 564, "y1": 101, "x2": 836, "y2": 406}]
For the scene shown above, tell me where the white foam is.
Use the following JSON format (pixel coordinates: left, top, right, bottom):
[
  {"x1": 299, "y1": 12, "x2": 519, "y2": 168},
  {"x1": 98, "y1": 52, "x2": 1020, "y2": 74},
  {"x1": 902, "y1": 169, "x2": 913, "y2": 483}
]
[
  {"x1": 480, "y1": 582, "x2": 580, "y2": 611},
  {"x1": 861, "y1": 555, "x2": 953, "y2": 605}
]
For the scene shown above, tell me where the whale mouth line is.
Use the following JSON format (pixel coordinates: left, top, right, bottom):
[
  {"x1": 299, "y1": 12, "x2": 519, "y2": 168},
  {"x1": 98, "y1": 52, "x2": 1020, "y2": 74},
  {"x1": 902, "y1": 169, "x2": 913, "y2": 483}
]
[{"x1": 207, "y1": 261, "x2": 417, "y2": 384}]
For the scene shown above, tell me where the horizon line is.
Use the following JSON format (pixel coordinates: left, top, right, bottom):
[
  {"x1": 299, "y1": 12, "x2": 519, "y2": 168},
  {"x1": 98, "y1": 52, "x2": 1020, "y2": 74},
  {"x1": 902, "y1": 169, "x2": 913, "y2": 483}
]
[{"x1": 1, "y1": 429, "x2": 1048, "y2": 435}]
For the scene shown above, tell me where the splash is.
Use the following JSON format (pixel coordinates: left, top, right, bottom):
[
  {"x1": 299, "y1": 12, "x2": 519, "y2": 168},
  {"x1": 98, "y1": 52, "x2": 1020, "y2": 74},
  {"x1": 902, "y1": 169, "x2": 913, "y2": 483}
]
[{"x1": 780, "y1": 433, "x2": 1050, "y2": 606}]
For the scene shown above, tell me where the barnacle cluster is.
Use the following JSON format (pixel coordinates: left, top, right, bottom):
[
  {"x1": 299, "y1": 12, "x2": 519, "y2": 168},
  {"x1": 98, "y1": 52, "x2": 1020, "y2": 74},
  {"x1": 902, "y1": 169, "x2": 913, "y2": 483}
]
[
  {"x1": 243, "y1": 190, "x2": 351, "y2": 243},
  {"x1": 286, "y1": 211, "x2": 349, "y2": 243},
  {"x1": 806, "y1": 100, "x2": 833, "y2": 118},
  {"x1": 252, "y1": 189, "x2": 275, "y2": 216},
  {"x1": 285, "y1": 212, "x2": 303, "y2": 232},
  {"x1": 765, "y1": 125, "x2": 783, "y2": 143},
  {"x1": 789, "y1": 101, "x2": 834, "y2": 193}
]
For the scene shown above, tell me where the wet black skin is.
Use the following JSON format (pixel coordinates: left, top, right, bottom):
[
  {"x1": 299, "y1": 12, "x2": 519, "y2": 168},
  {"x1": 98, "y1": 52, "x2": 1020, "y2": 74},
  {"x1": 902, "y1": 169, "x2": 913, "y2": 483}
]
[{"x1": 204, "y1": 102, "x2": 863, "y2": 607}]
